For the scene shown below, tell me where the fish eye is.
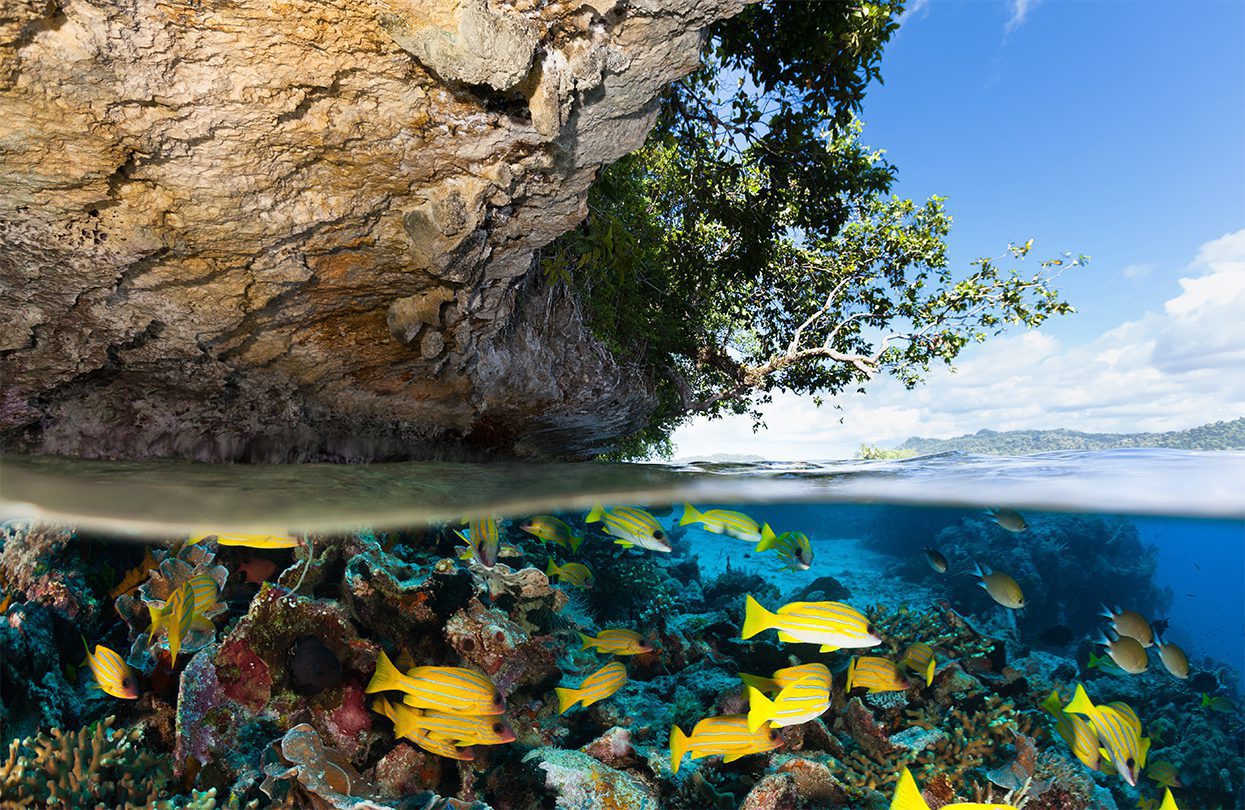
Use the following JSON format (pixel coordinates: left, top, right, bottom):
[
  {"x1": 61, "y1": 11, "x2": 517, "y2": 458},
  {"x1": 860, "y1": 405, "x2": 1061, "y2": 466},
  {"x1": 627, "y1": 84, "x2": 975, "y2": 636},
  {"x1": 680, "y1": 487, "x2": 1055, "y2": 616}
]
[
  {"x1": 1126, "y1": 757, "x2": 1135, "y2": 768},
  {"x1": 866, "y1": 624, "x2": 877, "y2": 635},
  {"x1": 653, "y1": 530, "x2": 664, "y2": 540},
  {"x1": 493, "y1": 693, "x2": 504, "y2": 704},
  {"x1": 768, "y1": 731, "x2": 778, "y2": 741},
  {"x1": 492, "y1": 723, "x2": 504, "y2": 733}
]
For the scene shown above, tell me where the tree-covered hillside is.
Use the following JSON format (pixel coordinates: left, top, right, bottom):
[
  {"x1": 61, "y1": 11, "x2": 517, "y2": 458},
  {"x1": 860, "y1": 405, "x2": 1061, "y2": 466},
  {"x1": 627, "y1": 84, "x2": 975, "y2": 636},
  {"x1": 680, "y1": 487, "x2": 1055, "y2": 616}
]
[{"x1": 894, "y1": 418, "x2": 1245, "y2": 455}]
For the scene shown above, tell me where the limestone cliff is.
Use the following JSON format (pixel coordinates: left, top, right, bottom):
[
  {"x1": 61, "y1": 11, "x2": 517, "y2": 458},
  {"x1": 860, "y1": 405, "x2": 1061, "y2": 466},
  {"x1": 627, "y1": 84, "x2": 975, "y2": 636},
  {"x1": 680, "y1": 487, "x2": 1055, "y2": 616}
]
[{"x1": 0, "y1": 0, "x2": 746, "y2": 460}]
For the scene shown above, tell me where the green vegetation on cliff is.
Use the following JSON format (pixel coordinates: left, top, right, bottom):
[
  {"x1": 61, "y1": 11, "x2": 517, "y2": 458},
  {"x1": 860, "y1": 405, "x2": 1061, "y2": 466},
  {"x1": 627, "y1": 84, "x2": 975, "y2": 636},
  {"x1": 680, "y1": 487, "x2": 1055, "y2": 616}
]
[
  {"x1": 893, "y1": 418, "x2": 1245, "y2": 455},
  {"x1": 543, "y1": 1, "x2": 1086, "y2": 458}
]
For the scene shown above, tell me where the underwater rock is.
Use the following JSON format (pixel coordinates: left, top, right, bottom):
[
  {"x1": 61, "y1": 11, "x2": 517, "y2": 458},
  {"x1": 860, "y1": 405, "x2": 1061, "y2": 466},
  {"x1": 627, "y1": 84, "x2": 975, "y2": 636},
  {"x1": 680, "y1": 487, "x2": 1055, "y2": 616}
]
[
  {"x1": 844, "y1": 697, "x2": 904, "y2": 760},
  {"x1": 343, "y1": 549, "x2": 477, "y2": 642},
  {"x1": 0, "y1": 523, "x2": 96, "y2": 621},
  {"x1": 367, "y1": 742, "x2": 440, "y2": 800},
  {"x1": 773, "y1": 757, "x2": 850, "y2": 807},
  {"x1": 888, "y1": 726, "x2": 949, "y2": 753},
  {"x1": 260, "y1": 723, "x2": 388, "y2": 809},
  {"x1": 0, "y1": 0, "x2": 750, "y2": 462},
  {"x1": 444, "y1": 598, "x2": 560, "y2": 694},
  {"x1": 789, "y1": 575, "x2": 852, "y2": 602},
  {"x1": 581, "y1": 726, "x2": 639, "y2": 769},
  {"x1": 739, "y1": 772, "x2": 799, "y2": 810},
  {"x1": 0, "y1": 601, "x2": 85, "y2": 742},
  {"x1": 524, "y1": 747, "x2": 658, "y2": 810}
]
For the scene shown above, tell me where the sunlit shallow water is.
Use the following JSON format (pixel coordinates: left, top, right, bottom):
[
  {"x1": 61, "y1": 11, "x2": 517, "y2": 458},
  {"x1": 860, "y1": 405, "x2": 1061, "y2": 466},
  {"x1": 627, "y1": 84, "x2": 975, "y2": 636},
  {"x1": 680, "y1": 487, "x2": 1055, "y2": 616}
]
[{"x1": 0, "y1": 450, "x2": 1242, "y2": 808}]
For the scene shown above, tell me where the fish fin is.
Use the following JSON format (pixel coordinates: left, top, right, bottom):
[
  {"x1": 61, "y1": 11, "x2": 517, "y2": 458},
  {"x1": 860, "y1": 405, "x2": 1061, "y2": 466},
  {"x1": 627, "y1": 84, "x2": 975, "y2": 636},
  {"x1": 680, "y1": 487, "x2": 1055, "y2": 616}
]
[
  {"x1": 679, "y1": 502, "x2": 702, "y2": 527},
  {"x1": 745, "y1": 685, "x2": 774, "y2": 733},
  {"x1": 722, "y1": 752, "x2": 749, "y2": 763},
  {"x1": 1159, "y1": 789, "x2": 1178, "y2": 810},
  {"x1": 1099, "y1": 602, "x2": 1115, "y2": 620},
  {"x1": 846, "y1": 657, "x2": 856, "y2": 691},
  {"x1": 569, "y1": 534, "x2": 584, "y2": 553},
  {"x1": 365, "y1": 650, "x2": 404, "y2": 694},
  {"x1": 1099, "y1": 746, "x2": 1112, "y2": 764},
  {"x1": 741, "y1": 595, "x2": 774, "y2": 640},
  {"x1": 669, "y1": 725, "x2": 690, "y2": 774},
  {"x1": 924, "y1": 657, "x2": 935, "y2": 688},
  {"x1": 890, "y1": 767, "x2": 931, "y2": 810},
  {"x1": 555, "y1": 687, "x2": 579, "y2": 714},
  {"x1": 1040, "y1": 690, "x2": 1063, "y2": 716},
  {"x1": 1139, "y1": 736, "x2": 1151, "y2": 769},
  {"x1": 755, "y1": 524, "x2": 778, "y2": 551},
  {"x1": 738, "y1": 673, "x2": 779, "y2": 694},
  {"x1": 613, "y1": 539, "x2": 634, "y2": 548},
  {"x1": 545, "y1": 560, "x2": 558, "y2": 577},
  {"x1": 1065, "y1": 683, "x2": 1096, "y2": 718},
  {"x1": 972, "y1": 560, "x2": 990, "y2": 578},
  {"x1": 776, "y1": 631, "x2": 801, "y2": 643},
  {"x1": 1088, "y1": 650, "x2": 1102, "y2": 669},
  {"x1": 578, "y1": 632, "x2": 595, "y2": 651},
  {"x1": 81, "y1": 636, "x2": 92, "y2": 665},
  {"x1": 147, "y1": 603, "x2": 165, "y2": 634},
  {"x1": 586, "y1": 502, "x2": 605, "y2": 524},
  {"x1": 453, "y1": 529, "x2": 470, "y2": 543}
]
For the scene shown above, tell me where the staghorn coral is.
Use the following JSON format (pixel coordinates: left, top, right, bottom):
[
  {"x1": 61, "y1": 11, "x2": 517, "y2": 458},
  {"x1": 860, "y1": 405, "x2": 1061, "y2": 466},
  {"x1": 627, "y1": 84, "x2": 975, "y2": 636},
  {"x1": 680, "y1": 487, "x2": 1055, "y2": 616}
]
[
  {"x1": 867, "y1": 602, "x2": 1000, "y2": 671},
  {"x1": 0, "y1": 715, "x2": 170, "y2": 808}
]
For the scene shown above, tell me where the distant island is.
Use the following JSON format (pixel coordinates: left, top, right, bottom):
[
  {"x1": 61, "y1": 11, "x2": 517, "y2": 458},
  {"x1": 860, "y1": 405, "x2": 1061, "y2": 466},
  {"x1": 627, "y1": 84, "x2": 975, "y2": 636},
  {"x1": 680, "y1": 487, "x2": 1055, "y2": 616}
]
[{"x1": 880, "y1": 417, "x2": 1245, "y2": 456}]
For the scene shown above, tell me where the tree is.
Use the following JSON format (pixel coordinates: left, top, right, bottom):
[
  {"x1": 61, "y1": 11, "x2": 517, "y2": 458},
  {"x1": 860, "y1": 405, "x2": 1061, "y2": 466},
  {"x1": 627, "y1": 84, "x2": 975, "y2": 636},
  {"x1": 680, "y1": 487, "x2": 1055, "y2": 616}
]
[{"x1": 541, "y1": 0, "x2": 1086, "y2": 458}]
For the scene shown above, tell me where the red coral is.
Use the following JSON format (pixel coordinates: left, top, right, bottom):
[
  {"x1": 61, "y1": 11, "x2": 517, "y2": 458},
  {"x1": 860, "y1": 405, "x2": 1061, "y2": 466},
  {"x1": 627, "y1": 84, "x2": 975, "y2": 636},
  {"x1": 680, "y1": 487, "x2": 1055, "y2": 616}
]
[{"x1": 217, "y1": 639, "x2": 272, "y2": 710}]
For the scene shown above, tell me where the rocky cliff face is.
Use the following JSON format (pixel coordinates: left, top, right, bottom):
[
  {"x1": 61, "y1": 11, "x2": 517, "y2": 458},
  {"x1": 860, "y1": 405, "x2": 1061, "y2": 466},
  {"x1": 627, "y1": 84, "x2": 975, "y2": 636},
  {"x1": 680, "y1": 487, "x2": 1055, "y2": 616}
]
[{"x1": 0, "y1": 0, "x2": 745, "y2": 461}]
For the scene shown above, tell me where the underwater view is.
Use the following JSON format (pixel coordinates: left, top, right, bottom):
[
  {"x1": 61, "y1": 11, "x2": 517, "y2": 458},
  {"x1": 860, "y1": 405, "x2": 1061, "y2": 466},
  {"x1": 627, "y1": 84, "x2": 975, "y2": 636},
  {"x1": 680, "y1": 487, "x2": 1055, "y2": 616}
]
[{"x1": 1, "y1": 452, "x2": 1243, "y2": 809}]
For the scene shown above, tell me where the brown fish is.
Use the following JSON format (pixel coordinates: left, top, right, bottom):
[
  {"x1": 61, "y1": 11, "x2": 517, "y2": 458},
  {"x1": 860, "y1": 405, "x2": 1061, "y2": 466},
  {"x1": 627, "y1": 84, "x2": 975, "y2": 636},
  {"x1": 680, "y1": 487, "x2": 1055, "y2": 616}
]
[
  {"x1": 1099, "y1": 605, "x2": 1154, "y2": 648},
  {"x1": 1096, "y1": 628, "x2": 1148, "y2": 674}
]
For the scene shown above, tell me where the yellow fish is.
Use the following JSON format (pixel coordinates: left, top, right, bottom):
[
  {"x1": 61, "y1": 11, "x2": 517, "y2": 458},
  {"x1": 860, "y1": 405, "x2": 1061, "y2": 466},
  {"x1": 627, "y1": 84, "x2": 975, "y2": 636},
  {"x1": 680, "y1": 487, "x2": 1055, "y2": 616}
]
[
  {"x1": 1100, "y1": 605, "x2": 1154, "y2": 648},
  {"x1": 755, "y1": 528, "x2": 813, "y2": 571},
  {"x1": 366, "y1": 651, "x2": 504, "y2": 715},
  {"x1": 391, "y1": 707, "x2": 514, "y2": 745},
  {"x1": 1041, "y1": 690, "x2": 1101, "y2": 771},
  {"x1": 586, "y1": 503, "x2": 671, "y2": 552},
  {"x1": 1064, "y1": 684, "x2": 1150, "y2": 785},
  {"x1": 902, "y1": 642, "x2": 937, "y2": 687},
  {"x1": 669, "y1": 715, "x2": 781, "y2": 773},
  {"x1": 680, "y1": 503, "x2": 765, "y2": 543},
  {"x1": 1155, "y1": 637, "x2": 1188, "y2": 679},
  {"x1": 972, "y1": 562, "x2": 1025, "y2": 609},
  {"x1": 1096, "y1": 628, "x2": 1148, "y2": 674},
  {"x1": 148, "y1": 583, "x2": 195, "y2": 663},
  {"x1": 1159, "y1": 789, "x2": 1180, "y2": 810},
  {"x1": 1145, "y1": 760, "x2": 1181, "y2": 789},
  {"x1": 189, "y1": 532, "x2": 301, "y2": 549},
  {"x1": 846, "y1": 656, "x2": 911, "y2": 693},
  {"x1": 454, "y1": 516, "x2": 500, "y2": 569},
  {"x1": 745, "y1": 668, "x2": 830, "y2": 731},
  {"x1": 890, "y1": 767, "x2": 1018, "y2": 809},
  {"x1": 741, "y1": 595, "x2": 881, "y2": 652},
  {"x1": 738, "y1": 662, "x2": 830, "y2": 695},
  {"x1": 519, "y1": 516, "x2": 584, "y2": 552},
  {"x1": 546, "y1": 560, "x2": 594, "y2": 589},
  {"x1": 1200, "y1": 692, "x2": 1232, "y2": 713},
  {"x1": 371, "y1": 696, "x2": 475, "y2": 760},
  {"x1": 578, "y1": 629, "x2": 653, "y2": 656},
  {"x1": 986, "y1": 508, "x2": 1027, "y2": 532},
  {"x1": 82, "y1": 639, "x2": 140, "y2": 699},
  {"x1": 555, "y1": 661, "x2": 627, "y2": 713}
]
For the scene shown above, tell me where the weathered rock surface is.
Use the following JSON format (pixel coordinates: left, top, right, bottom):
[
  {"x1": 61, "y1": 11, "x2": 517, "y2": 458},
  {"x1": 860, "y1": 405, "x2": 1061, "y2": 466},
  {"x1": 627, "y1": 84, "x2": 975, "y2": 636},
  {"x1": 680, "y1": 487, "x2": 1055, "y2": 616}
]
[{"x1": 0, "y1": 0, "x2": 747, "y2": 460}]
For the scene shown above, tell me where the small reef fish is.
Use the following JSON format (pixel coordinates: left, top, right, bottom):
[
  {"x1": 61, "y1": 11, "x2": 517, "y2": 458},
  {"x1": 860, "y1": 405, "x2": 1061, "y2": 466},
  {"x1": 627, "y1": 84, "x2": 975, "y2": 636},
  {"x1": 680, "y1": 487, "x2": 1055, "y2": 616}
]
[
  {"x1": 454, "y1": 516, "x2": 500, "y2": 569},
  {"x1": 1096, "y1": 628, "x2": 1148, "y2": 674},
  {"x1": 1146, "y1": 760, "x2": 1182, "y2": 788},
  {"x1": 189, "y1": 532, "x2": 301, "y2": 549},
  {"x1": 148, "y1": 583, "x2": 195, "y2": 663},
  {"x1": 83, "y1": 639, "x2": 140, "y2": 699},
  {"x1": 238, "y1": 555, "x2": 278, "y2": 585},
  {"x1": 669, "y1": 715, "x2": 781, "y2": 773},
  {"x1": 680, "y1": 503, "x2": 765, "y2": 543},
  {"x1": 1155, "y1": 637, "x2": 1189, "y2": 679},
  {"x1": 1200, "y1": 693, "x2": 1233, "y2": 713},
  {"x1": 546, "y1": 560, "x2": 594, "y2": 589},
  {"x1": 456, "y1": 543, "x2": 521, "y2": 562},
  {"x1": 586, "y1": 503, "x2": 671, "y2": 552},
  {"x1": 1100, "y1": 605, "x2": 1155, "y2": 648},
  {"x1": 579, "y1": 629, "x2": 653, "y2": 656},
  {"x1": 901, "y1": 642, "x2": 937, "y2": 687},
  {"x1": 371, "y1": 696, "x2": 475, "y2": 760},
  {"x1": 186, "y1": 573, "x2": 221, "y2": 615},
  {"x1": 922, "y1": 547, "x2": 948, "y2": 574},
  {"x1": 986, "y1": 508, "x2": 1027, "y2": 532},
  {"x1": 1041, "y1": 690, "x2": 1101, "y2": 771},
  {"x1": 971, "y1": 562, "x2": 1025, "y2": 609},
  {"x1": 1088, "y1": 650, "x2": 1126, "y2": 674},
  {"x1": 366, "y1": 651, "x2": 504, "y2": 715},
  {"x1": 846, "y1": 656, "x2": 911, "y2": 693},
  {"x1": 387, "y1": 703, "x2": 516, "y2": 745},
  {"x1": 755, "y1": 529, "x2": 813, "y2": 571},
  {"x1": 741, "y1": 594, "x2": 881, "y2": 652},
  {"x1": 519, "y1": 516, "x2": 584, "y2": 552},
  {"x1": 744, "y1": 667, "x2": 831, "y2": 730},
  {"x1": 1064, "y1": 684, "x2": 1149, "y2": 785},
  {"x1": 555, "y1": 661, "x2": 628, "y2": 713},
  {"x1": 739, "y1": 662, "x2": 831, "y2": 695},
  {"x1": 890, "y1": 767, "x2": 1018, "y2": 810}
]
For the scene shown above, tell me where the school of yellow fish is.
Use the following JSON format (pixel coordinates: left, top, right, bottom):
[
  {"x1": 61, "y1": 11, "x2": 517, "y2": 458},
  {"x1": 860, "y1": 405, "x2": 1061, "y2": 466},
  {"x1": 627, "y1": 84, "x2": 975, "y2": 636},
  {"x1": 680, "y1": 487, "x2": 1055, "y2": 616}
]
[{"x1": 75, "y1": 506, "x2": 1202, "y2": 808}]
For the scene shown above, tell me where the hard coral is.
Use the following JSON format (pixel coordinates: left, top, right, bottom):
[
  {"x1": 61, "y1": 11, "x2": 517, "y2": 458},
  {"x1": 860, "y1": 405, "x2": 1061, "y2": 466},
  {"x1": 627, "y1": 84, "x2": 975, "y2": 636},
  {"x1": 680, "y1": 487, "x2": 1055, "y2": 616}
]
[{"x1": 1, "y1": 715, "x2": 170, "y2": 808}]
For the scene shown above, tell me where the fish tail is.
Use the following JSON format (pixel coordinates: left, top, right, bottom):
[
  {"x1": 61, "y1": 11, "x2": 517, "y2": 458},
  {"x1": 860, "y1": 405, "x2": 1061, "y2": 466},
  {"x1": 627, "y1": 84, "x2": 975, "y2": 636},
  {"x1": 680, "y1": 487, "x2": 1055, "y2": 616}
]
[
  {"x1": 669, "y1": 725, "x2": 690, "y2": 774},
  {"x1": 1040, "y1": 689, "x2": 1063, "y2": 716},
  {"x1": 586, "y1": 502, "x2": 606, "y2": 524},
  {"x1": 924, "y1": 657, "x2": 935, "y2": 688},
  {"x1": 755, "y1": 525, "x2": 779, "y2": 552},
  {"x1": 81, "y1": 635, "x2": 92, "y2": 664},
  {"x1": 453, "y1": 528, "x2": 470, "y2": 544},
  {"x1": 1098, "y1": 603, "x2": 1115, "y2": 620},
  {"x1": 1139, "y1": 735, "x2": 1151, "y2": 768},
  {"x1": 147, "y1": 603, "x2": 165, "y2": 634},
  {"x1": 365, "y1": 650, "x2": 404, "y2": 694},
  {"x1": 1200, "y1": 692, "x2": 1210, "y2": 707},
  {"x1": 1065, "y1": 683, "x2": 1095, "y2": 717},
  {"x1": 972, "y1": 559, "x2": 988, "y2": 579},
  {"x1": 679, "y1": 502, "x2": 702, "y2": 527},
  {"x1": 1087, "y1": 650, "x2": 1102, "y2": 669},
  {"x1": 740, "y1": 595, "x2": 774, "y2": 640},
  {"x1": 846, "y1": 657, "x2": 857, "y2": 691},
  {"x1": 738, "y1": 673, "x2": 778, "y2": 693},
  {"x1": 371, "y1": 695, "x2": 394, "y2": 721},
  {"x1": 745, "y1": 685, "x2": 774, "y2": 733},
  {"x1": 569, "y1": 534, "x2": 584, "y2": 553},
  {"x1": 555, "y1": 687, "x2": 580, "y2": 714},
  {"x1": 891, "y1": 768, "x2": 931, "y2": 810},
  {"x1": 578, "y1": 632, "x2": 596, "y2": 652},
  {"x1": 545, "y1": 560, "x2": 558, "y2": 577}
]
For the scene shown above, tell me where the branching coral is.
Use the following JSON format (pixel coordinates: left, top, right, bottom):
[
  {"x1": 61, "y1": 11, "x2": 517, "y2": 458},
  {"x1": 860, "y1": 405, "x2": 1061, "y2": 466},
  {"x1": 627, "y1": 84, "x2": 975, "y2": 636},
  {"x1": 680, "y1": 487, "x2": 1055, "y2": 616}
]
[{"x1": 0, "y1": 715, "x2": 170, "y2": 808}]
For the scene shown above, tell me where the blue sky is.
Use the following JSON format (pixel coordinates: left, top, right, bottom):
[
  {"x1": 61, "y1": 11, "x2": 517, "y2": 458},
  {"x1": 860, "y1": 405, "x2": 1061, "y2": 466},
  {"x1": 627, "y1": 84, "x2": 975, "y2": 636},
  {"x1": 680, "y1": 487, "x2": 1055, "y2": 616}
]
[{"x1": 673, "y1": 0, "x2": 1245, "y2": 459}]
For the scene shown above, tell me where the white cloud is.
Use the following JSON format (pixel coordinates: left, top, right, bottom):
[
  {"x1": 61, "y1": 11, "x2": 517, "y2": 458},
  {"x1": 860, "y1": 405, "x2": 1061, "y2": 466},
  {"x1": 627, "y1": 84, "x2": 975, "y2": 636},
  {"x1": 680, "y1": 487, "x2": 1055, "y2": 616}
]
[
  {"x1": 898, "y1": 0, "x2": 930, "y2": 26},
  {"x1": 1004, "y1": 0, "x2": 1038, "y2": 34},
  {"x1": 672, "y1": 228, "x2": 1245, "y2": 460},
  {"x1": 1121, "y1": 263, "x2": 1157, "y2": 279}
]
